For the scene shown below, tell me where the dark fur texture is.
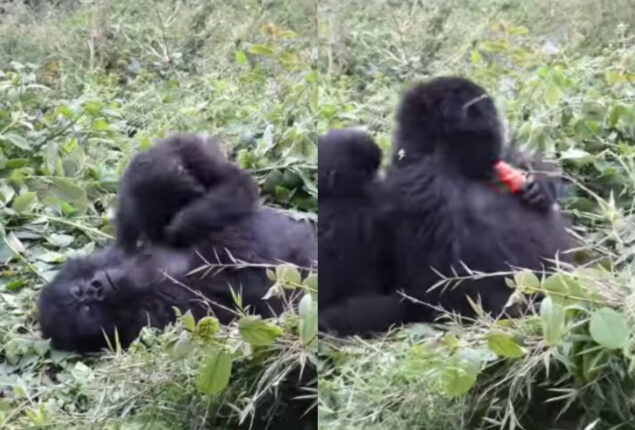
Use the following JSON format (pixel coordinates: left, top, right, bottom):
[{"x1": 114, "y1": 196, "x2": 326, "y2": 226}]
[
  {"x1": 39, "y1": 136, "x2": 317, "y2": 352},
  {"x1": 115, "y1": 134, "x2": 259, "y2": 252},
  {"x1": 317, "y1": 129, "x2": 392, "y2": 309},
  {"x1": 319, "y1": 77, "x2": 572, "y2": 335}
]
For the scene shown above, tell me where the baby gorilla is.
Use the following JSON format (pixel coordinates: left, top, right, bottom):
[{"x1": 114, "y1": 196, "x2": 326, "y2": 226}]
[
  {"x1": 319, "y1": 77, "x2": 572, "y2": 335},
  {"x1": 318, "y1": 129, "x2": 393, "y2": 310},
  {"x1": 39, "y1": 136, "x2": 317, "y2": 352},
  {"x1": 116, "y1": 133, "x2": 259, "y2": 252}
]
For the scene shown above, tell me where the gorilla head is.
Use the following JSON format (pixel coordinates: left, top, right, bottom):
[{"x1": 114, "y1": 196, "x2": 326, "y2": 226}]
[
  {"x1": 318, "y1": 129, "x2": 382, "y2": 197},
  {"x1": 37, "y1": 246, "x2": 151, "y2": 352},
  {"x1": 395, "y1": 77, "x2": 503, "y2": 179}
]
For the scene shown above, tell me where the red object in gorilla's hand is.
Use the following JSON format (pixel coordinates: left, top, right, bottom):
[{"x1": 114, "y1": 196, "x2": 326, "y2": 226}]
[{"x1": 493, "y1": 160, "x2": 527, "y2": 194}]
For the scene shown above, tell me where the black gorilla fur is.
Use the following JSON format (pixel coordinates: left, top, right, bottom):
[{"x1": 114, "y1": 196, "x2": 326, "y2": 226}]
[
  {"x1": 38, "y1": 135, "x2": 317, "y2": 353},
  {"x1": 317, "y1": 129, "x2": 393, "y2": 310},
  {"x1": 116, "y1": 134, "x2": 259, "y2": 252},
  {"x1": 319, "y1": 77, "x2": 572, "y2": 335}
]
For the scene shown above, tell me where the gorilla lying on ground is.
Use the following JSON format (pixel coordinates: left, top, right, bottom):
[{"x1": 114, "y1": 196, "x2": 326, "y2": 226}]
[
  {"x1": 319, "y1": 77, "x2": 572, "y2": 336},
  {"x1": 38, "y1": 134, "x2": 317, "y2": 352}
]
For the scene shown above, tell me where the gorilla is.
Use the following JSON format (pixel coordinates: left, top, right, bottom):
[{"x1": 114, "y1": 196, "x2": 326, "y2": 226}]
[
  {"x1": 319, "y1": 77, "x2": 572, "y2": 336},
  {"x1": 38, "y1": 134, "x2": 317, "y2": 353},
  {"x1": 115, "y1": 134, "x2": 259, "y2": 252},
  {"x1": 317, "y1": 129, "x2": 393, "y2": 310}
]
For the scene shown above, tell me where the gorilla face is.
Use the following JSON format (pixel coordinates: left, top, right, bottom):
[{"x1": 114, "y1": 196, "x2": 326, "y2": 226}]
[
  {"x1": 37, "y1": 247, "x2": 134, "y2": 352},
  {"x1": 38, "y1": 246, "x2": 193, "y2": 352}
]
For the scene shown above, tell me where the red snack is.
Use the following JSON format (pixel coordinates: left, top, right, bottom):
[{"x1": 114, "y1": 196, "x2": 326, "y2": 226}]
[{"x1": 493, "y1": 160, "x2": 527, "y2": 194}]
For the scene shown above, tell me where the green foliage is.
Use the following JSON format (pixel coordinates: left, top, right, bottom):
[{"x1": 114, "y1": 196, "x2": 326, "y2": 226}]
[{"x1": 197, "y1": 348, "x2": 233, "y2": 396}]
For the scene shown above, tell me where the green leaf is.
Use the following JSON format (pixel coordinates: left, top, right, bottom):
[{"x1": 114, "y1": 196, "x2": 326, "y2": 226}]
[
  {"x1": 443, "y1": 366, "x2": 476, "y2": 397},
  {"x1": 470, "y1": 50, "x2": 483, "y2": 66},
  {"x1": 6, "y1": 279, "x2": 26, "y2": 292},
  {"x1": 181, "y1": 310, "x2": 196, "y2": 332},
  {"x1": 543, "y1": 83, "x2": 563, "y2": 107},
  {"x1": 92, "y1": 118, "x2": 110, "y2": 131},
  {"x1": 50, "y1": 178, "x2": 88, "y2": 210},
  {"x1": 83, "y1": 101, "x2": 104, "y2": 115},
  {"x1": 276, "y1": 263, "x2": 302, "y2": 286},
  {"x1": 560, "y1": 148, "x2": 591, "y2": 161},
  {"x1": 514, "y1": 270, "x2": 540, "y2": 293},
  {"x1": 173, "y1": 331, "x2": 194, "y2": 359},
  {"x1": 298, "y1": 293, "x2": 317, "y2": 345},
  {"x1": 589, "y1": 307, "x2": 629, "y2": 350},
  {"x1": 195, "y1": 316, "x2": 220, "y2": 340},
  {"x1": 262, "y1": 170, "x2": 284, "y2": 194},
  {"x1": 5, "y1": 232, "x2": 25, "y2": 253},
  {"x1": 197, "y1": 349, "x2": 232, "y2": 395},
  {"x1": 12, "y1": 192, "x2": 37, "y2": 212},
  {"x1": 541, "y1": 297, "x2": 566, "y2": 346},
  {"x1": 238, "y1": 315, "x2": 284, "y2": 346},
  {"x1": 442, "y1": 349, "x2": 481, "y2": 397},
  {"x1": 543, "y1": 273, "x2": 582, "y2": 305},
  {"x1": 303, "y1": 273, "x2": 318, "y2": 295},
  {"x1": 608, "y1": 104, "x2": 628, "y2": 127},
  {"x1": 54, "y1": 105, "x2": 75, "y2": 119},
  {"x1": 509, "y1": 25, "x2": 529, "y2": 35},
  {"x1": 1, "y1": 133, "x2": 30, "y2": 151},
  {"x1": 235, "y1": 50, "x2": 247, "y2": 64},
  {"x1": 47, "y1": 233, "x2": 74, "y2": 247},
  {"x1": 247, "y1": 44, "x2": 275, "y2": 56},
  {"x1": 487, "y1": 331, "x2": 525, "y2": 358}
]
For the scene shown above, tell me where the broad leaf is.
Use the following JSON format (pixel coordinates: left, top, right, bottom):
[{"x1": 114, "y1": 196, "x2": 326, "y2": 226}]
[
  {"x1": 238, "y1": 316, "x2": 284, "y2": 346},
  {"x1": 590, "y1": 307, "x2": 629, "y2": 350},
  {"x1": 197, "y1": 349, "x2": 232, "y2": 395},
  {"x1": 487, "y1": 332, "x2": 525, "y2": 358}
]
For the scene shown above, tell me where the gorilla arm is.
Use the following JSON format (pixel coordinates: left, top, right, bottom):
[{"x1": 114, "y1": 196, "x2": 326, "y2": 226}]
[
  {"x1": 319, "y1": 293, "x2": 406, "y2": 336},
  {"x1": 165, "y1": 168, "x2": 259, "y2": 247},
  {"x1": 116, "y1": 133, "x2": 260, "y2": 251},
  {"x1": 500, "y1": 144, "x2": 564, "y2": 213}
]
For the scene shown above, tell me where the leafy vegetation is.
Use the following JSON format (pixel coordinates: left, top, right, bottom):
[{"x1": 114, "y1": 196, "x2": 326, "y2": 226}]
[
  {"x1": 318, "y1": 0, "x2": 634, "y2": 429},
  {"x1": 0, "y1": 1, "x2": 316, "y2": 428}
]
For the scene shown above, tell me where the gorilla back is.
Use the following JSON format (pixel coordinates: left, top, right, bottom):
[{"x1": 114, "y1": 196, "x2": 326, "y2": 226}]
[
  {"x1": 318, "y1": 129, "x2": 392, "y2": 309},
  {"x1": 38, "y1": 207, "x2": 316, "y2": 353}
]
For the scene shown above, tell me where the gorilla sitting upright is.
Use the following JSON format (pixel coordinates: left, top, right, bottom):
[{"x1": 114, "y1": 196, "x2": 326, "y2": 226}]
[
  {"x1": 319, "y1": 77, "x2": 572, "y2": 336},
  {"x1": 38, "y1": 134, "x2": 317, "y2": 353},
  {"x1": 318, "y1": 129, "x2": 393, "y2": 310}
]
